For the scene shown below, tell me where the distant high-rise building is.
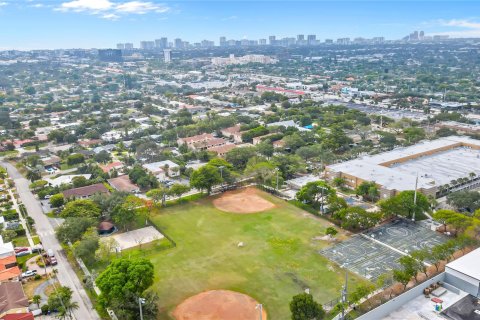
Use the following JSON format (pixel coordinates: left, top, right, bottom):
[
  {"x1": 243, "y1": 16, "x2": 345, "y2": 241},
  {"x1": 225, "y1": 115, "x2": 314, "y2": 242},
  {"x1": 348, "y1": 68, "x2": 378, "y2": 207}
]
[
  {"x1": 419, "y1": 31, "x2": 425, "y2": 40},
  {"x1": 163, "y1": 49, "x2": 171, "y2": 63},
  {"x1": 307, "y1": 34, "x2": 316, "y2": 45},
  {"x1": 297, "y1": 34, "x2": 305, "y2": 41},
  {"x1": 124, "y1": 43, "x2": 134, "y2": 50},
  {"x1": 410, "y1": 31, "x2": 419, "y2": 41},
  {"x1": 201, "y1": 40, "x2": 214, "y2": 47},
  {"x1": 174, "y1": 38, "x2": 183, "y2": 49},
  {"x1": 140, "y1": 41, "x2": 155, "y2": 50},
  {"x1": 324, "y1": 39, "x2": 333, "y2": 44},
  {"x1": 372, "y1": 37, "x2": 385, "y2": 43},
  {"x1": 155, "y1": 38, "x2": 167, "y2": 49},
  {"x1": 259, "y1": 39, "x2": 267, "y2": 45},
  {"x1": 219, "y1": 36, "x2": 226, "y2": 47},
  {"x1": 269, "y1": 36, "x2": 276, "y2": 45},
  {"x1": 116, "y1": 43, "x2": 125, "y2": 50}
]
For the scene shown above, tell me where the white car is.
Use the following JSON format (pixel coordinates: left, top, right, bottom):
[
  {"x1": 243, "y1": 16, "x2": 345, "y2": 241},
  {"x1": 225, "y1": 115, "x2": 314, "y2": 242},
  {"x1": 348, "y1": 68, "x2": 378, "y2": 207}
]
[{"x1": 22, "y1": 270, "x2": 37, "y2": 278}]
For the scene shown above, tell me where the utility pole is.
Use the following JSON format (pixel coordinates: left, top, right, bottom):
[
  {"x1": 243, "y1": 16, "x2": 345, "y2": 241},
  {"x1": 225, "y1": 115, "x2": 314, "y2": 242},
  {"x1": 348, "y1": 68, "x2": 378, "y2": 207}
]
[
  {"x1": 412, "y1": 173, "x2": 418, "y2": 222},
  {"x1": 340, "y1": 271, "x2": 348, "y2": 320},
  {"x1": 138, "y1": 297, "x2": 146, "y2": 320},
  {"x1": 256, "y1": 304, "x2": 263, "y2": 320}
]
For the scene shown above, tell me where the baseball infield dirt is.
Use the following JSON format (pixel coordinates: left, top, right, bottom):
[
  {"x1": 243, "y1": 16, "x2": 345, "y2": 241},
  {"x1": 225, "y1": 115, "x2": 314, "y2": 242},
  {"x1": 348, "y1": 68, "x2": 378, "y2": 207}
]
[
  {"x1": 212, "y1": 188, "x2": 275, "y2": 214},
  {"x1": 173, "y1": 290, "x2": 267, "y2": 320}
]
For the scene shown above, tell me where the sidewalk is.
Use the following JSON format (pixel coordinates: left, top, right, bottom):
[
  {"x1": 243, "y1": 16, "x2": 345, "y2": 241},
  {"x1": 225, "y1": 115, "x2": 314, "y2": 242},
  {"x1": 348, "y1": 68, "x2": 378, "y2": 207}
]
[{"x1": 8, "y1": 188, "x2": 35, "y2": 247}]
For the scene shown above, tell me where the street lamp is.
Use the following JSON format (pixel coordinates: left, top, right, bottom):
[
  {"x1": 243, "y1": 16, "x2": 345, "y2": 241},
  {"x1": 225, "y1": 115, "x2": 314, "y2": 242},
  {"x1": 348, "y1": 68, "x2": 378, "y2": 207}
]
[
  {"x1": 138, "y1": 297, "x2": 146, "y2": 320},
  {"x1": 255, "y1": 304, "x2": 263, "y2": 320}
]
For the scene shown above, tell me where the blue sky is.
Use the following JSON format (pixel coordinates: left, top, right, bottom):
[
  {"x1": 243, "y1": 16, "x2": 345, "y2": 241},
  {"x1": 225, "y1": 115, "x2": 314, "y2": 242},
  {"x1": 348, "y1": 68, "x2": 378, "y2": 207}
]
[{"x1": 1, "y1": 1, "x2": 480, "y2": 50}]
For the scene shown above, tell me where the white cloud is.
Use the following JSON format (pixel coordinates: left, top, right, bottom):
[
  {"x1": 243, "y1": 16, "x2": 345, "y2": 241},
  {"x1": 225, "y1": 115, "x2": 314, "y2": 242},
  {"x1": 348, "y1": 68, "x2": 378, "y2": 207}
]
[
  {"x1": 0, "y1": 2, "x2": 8, "y2": 7},
  {"x1": 116, "y1": 1, "x2": 168, "y2": 14},
  {"x1": 221, "y1": 15, "x2": 237, "y2": 21},
  {"x1": 102, "y1": 13, "x2": 120, "y2": 20},
  {"x1": 56, "y1": 0, "x2": 169, "y2": 19},
  {"x1": 433, "y1": 19, "x2": 480, "y2": 38},
  {"x1": 59, "y1": 0, "x2": 113, "y2": 12}
]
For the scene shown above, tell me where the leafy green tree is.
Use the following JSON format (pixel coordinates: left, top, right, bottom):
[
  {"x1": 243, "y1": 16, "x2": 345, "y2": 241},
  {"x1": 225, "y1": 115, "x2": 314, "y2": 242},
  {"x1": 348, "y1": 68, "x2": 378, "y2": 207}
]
[
  {"x1": 447, "y1": 190, "x2": 480, "y2": 213},
  {"x1": 296, "y1": 181, "x2": 335, "y2": 212},
  {"x1": 66, "y1": 154, "x2": 85, "y2": 166},
  {"x1": 333, "y1": 206, "x2": 383, "y2": 230},
  {"x1": 73, "y1": 227, "x2": 99, "y2": 265},
  {"x1": 72, "y1": 176, "x2": 88, "y2": 188},
  {"x1": 355, "y1": 181, "x2": 379, "y2": 202},
  {"x1": 94, "y1": 151, "x2": 112, "y2": 164},
  {"x1": 32, "y1": 294, "x2": 41, "y2": 309},
  {"x1": 398, "y1": 255, "x2": 420, "y2": 282},
  {"x1": 403, "y1": 127, "x2": 425, "y2": 143},
  {"x1": 60, "y1": 199, "x2": 101, "y2": 218},
  {"x1": 325, "y1": 227, "x2": 338, "y2": 236},
  {"x1": 50, "y1": 194, "x2": 65, "y2": 208},
  {"x1": 289, "y1": 293, "x2": 325, "y2": 320},
  {"x1": 26, "y1": 170, "x2": 41, "y2": 182},
  {"x1": 225, "y1": 146, "x2": 256, "y2": 170},
  {"x1": 47, "y1": 286, "x2": 78, "y2": 318},
  {"x1": 168, "y1": 183, "x2": 190, "y2": 199},
  {"x1": 1, "y1": 229, "x2": 17, "y2": 242},
  {"x1": 146, "y1": 187, "x2": 169, "y2": 207},
  {"x1": 378, "y1": 190, "x2": 430, "y2": 220},
  {"x1": 112, "y1": 204, "x2": 137, "y2": 231},
  {"x1": 190, "y1": 165, "x2": 222, "y2": 194},
  {"x1": 56, "y1": 217, "x2": 96, "y2": 244},
  {"x1": 96, "y1": 258, "x2": 154, "y2": 306},
  {"x1": 393, "y1": 269, "x2": 411, "y2": 290}
]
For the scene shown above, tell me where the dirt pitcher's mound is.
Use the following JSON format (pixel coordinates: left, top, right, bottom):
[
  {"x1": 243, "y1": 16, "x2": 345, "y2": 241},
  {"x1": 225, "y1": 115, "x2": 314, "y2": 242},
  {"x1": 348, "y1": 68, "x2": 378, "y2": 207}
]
[
  {"x1": 213, "y1": 188, "x2": 275, "y2": 214},
  {"x1": 173, "y1": 290, "x2": 267, "y2": 320}
]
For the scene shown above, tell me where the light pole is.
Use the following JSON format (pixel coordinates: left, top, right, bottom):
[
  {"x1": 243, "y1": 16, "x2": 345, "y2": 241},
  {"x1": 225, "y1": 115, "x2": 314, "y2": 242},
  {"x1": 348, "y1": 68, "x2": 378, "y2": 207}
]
[
  {"x1": 275, "y1": 168, "x2": 280, "y2": 191},
  {"x1": 138, "y1": 297, "x2": 146, "y2": 320},
  {"x1": 219, "y1": 166, "x2": 225, "y2": 191},
  {"x1": 255, "y1": 303, "x2": 263, "y2": 320}
]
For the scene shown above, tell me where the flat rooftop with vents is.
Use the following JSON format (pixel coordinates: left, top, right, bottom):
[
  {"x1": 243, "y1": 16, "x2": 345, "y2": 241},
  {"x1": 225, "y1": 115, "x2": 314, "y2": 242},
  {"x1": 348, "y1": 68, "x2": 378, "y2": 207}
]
[{"x1": 326, "y1": 136, "x2": 480, "y2": 199}]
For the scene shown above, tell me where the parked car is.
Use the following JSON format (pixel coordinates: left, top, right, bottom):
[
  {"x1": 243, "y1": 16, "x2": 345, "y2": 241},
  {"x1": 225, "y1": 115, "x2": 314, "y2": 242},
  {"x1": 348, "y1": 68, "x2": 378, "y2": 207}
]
[
  {"x1": 47, "y1": 249, "x2": 55, "y2": 257},
  {"x1": 14, "y1": 247, "x2": 29, "y2": 254},
  {"x1": 47, "y1": 256, "x2": 58, "y2": 266},
  {"x1": 31, "y1": 244, "x2": 43, "y2": 253},
  {"x1": 22, "y1": 270, "x2": 37, "y2": 278},
  {"x1": 16, "y1": 251, "x2": 31, "y2": 257}
]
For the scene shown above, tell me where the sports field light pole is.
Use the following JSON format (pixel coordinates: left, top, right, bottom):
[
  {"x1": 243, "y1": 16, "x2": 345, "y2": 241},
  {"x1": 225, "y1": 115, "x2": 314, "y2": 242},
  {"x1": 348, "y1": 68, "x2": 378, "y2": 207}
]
[
  {"x1": 412, "y1": 173, "x2": 418, "y2": 223},
  {"x1": 255, "y1": 303, "x2": 263, "y2": 320},
  {"x1": 219, "y1": 165, "x2": 225, "y2": 191},
  {"x1": 138, "y1": 297, "x2": 146, "y2": 320},
  {"x1": 275, "y1": 168, "x2": 280, "y2": 191}
]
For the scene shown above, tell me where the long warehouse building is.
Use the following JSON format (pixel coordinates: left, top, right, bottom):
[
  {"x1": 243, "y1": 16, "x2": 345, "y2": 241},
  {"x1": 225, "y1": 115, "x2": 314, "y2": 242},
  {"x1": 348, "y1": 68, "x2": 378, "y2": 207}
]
[{"x1": 326, "y1": 136, "x2": 480, "y2": 199}]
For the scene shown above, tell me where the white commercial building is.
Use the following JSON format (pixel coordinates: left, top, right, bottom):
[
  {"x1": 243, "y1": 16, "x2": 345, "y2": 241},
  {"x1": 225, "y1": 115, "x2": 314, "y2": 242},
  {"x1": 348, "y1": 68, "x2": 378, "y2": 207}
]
[{"x1": 326, "y1": 136, "x2": 480, "y2": 198}]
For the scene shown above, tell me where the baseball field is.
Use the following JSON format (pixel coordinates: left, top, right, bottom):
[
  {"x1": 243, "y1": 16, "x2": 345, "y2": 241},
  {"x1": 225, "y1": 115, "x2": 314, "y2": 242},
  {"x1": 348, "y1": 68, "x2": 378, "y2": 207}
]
[{"x1": 147, "y1": 187, "x2": 368, "y2": 319}]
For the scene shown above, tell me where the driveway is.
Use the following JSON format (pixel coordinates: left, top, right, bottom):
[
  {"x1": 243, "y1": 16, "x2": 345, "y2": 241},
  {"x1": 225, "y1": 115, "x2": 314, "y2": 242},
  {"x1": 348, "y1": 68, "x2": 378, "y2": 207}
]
[{"x1": 1, "y1": 161, "x2": 100, "y2": 320}]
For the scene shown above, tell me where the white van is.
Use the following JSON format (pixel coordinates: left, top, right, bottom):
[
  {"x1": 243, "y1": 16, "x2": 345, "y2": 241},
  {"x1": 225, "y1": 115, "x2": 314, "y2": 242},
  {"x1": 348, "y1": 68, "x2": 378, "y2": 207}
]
[{"x1": 47, "y1": 249, "x2": 55, "y2": 257}]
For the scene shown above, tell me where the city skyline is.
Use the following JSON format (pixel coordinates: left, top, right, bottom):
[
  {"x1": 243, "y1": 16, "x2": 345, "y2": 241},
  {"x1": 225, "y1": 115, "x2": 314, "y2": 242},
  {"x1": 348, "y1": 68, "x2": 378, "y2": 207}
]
[{"x1": 1, "y1": 1, "x2": 480, "y2": 50}]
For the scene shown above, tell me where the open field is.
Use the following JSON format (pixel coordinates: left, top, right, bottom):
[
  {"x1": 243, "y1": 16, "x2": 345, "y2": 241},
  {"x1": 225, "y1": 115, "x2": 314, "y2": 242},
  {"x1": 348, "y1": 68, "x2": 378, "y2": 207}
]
[{"x1": 147, "y1": 188, "x2": 368, "y2": 319}]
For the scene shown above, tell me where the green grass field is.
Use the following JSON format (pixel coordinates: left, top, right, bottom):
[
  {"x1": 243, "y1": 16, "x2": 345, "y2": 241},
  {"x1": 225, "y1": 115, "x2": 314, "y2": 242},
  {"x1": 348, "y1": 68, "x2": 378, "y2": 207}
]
[{"x1": 146, "y1": 188, "x2": 369, "y2": 319}]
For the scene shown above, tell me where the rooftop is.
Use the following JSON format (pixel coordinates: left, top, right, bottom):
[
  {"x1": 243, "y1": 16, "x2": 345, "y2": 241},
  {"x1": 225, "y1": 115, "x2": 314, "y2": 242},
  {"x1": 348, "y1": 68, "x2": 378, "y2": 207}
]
[
  {"x1": 62, "y1": 183, "x2": 109, "y2": 198},
  {"x1": 445, "y1": 247, "x2": 480, "y2": 281},
  {"x1": 328, "y1": 136, "x2": 480, "y2": 191}
]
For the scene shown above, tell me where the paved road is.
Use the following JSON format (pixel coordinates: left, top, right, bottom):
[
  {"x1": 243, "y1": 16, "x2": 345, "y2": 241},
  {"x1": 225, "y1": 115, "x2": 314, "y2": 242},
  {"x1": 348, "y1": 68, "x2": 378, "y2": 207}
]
[{"x1": 1, "y1": 161, "x2": 99, "y2": 320}]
